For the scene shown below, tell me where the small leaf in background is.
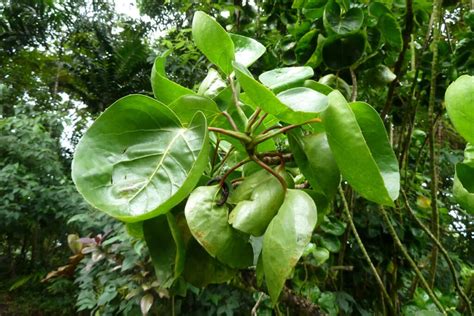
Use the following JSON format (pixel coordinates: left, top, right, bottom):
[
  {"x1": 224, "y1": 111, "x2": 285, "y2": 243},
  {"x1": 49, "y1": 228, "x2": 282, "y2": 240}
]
[
  {"x1": 72, "y1": 96, "x2": 209, "y2": 222},
  {"x1": 259, "y1": 66, "x2": 314, "y2": 93},
  {"x1": 234, "y1": 62, "x2": 326, "y2": 124},
  {"x1": 322, "y1": 33, "x2": 366, "y2": 70},
  {"x1": 312, "y1": 247, "x2": 330, "y2": 266},
  {"x1": 288, "y1": 131, "x2": 340, "y2": 198},
  {"x1": 320, "y1": 216, "x2": 346, "y2": 236},
  {"x1": 324, "y1": 2, "x2": 364, "y2": 35},
  {"x1": 151, "y1": 55, "x2": 195, "y2": 104},
  {"x1": 416, "y1": 195, "x2": 432, "y2": 209},
  {"x1": 321, "y1": 91, "x2": 399, "y2": 206},
  {"x1": 143, "y1": 213, "x2": 185, "y2": 288},
  {"x1": 318, "y1": 74, "x2": 351, "y2": 100},
  {"x1": 185, "y1": 185, "x2": 253, "y2": 268},
  {"x1": 315, "y1": 234, "x2": 341, "y2": 253},
  {"x1": 125, "y1": 222, "x2": 144, "y2": 239},
  {"x1": 445, "y1": 75, "x2": 474, "y2": 144},
  {"x1": 229, "y1": 33, "x2": 266, "y2": 67},
  {"x1": 379, "y1": 13, "x2": 402, "y2": 51},
  {"x1": 140, "y1": 293, "x2": 154, "y2": 316},
  {"x1": 263, "y1": 189, "x2": 317, "y2": 305},
  {"x1": 192, "y1": 11, "x2": 235, "y2": 75}
]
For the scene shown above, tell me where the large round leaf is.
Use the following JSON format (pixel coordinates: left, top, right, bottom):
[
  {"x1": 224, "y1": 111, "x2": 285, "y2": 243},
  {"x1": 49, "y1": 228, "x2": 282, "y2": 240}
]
[
  {"x1": 262, "y1": 189, "x2": 317, "y2": 305},
  {"x1": 259, "y1": 66, "x2": 314, "y2": 93},
  {"x1": 228, "y1": 168, "x2": 287, "y2": 236},
  {"x1": 184, "y1": 185, "x2": 253, "y2": 269},
  {"x1": 321, "y1": 91, "x2": 399, "y2": 206},
  {"x1": 234, "y1": 62, "x2": 326, "y2": 124},
  {"x1": 445, "y1": 75, "x2": 474, "y2": 144},
  {"x1": 192, "y1": 11, "x2": 235, "y2": 75},
  {"x1": 230, "y1": 33, "x2": 266, "y2": 67},
  {"x1": 288, "y1": 131, "x2": 340, "y2": 198},
  {"x1": 323, "y1": 2, "x2": 364, "y2": 35},
  {"x1": 72, "y1": 95, "x2": 210, "y2": 222},
  {"x1": 322, "y1": 33, "x2": 366, "y2": 70},
  {"x1": 151, "y1": 55, "x2": 195, "y2": 105},
  {"x1": 143, "y1": 213, "x2": 185, "y2": 288}
]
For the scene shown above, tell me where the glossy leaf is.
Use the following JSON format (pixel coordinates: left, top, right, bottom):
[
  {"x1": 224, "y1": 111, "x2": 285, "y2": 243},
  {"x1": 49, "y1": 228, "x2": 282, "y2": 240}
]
[
  {"x1": 453, "y1": 163, "x2": 474, "y2": 213},
  {"x1": 304, "y1": 80, "x2": 333, "y2": 95},
  {"x1": 198, "y1": 68, "x2": 227, "y2": 99},
  {"x1": 228, "y1": 168, "x2": 287, "y2": 236},
  {"x1": 259, "y1": 66, "x2": 314, "y2": 93},
  {"x1": 288, "y1": 131, "x2": 340, "y2": 198},
  {"x1": 143, "y1": 213, "x2": 185, "y2": 288},
  {"x1": 263, "y1": 189, "x2": 317, "y2": 304},
  {"x1": 72, "y1": 95, "x2": 210, "y2": 222},
  {"x1": 321, "y1": 91, "x2": 399, "y2": 206},
  {"x1": 184, "y1": 185, "x2": 253, "y2": 268},
  {"x1": 277, "y1": 87, "x2": 329, "y2": 113},
  {"x1": 234, "y1": 62, "x2": 325, "y2": 124},
  {"x1": 324, "y1": 2, "x2": 364, "y2": 35},
  {"x1": 322, "y1": 33, "x2": 366, "y2": 70},
  {"x1": 192, "y1": 11, "x2": 234, "y2": 75},
  {"x1": 168, "y1": 95, "x2": 221, "y2": 126},
  {"x1": 230, "y1": 33, "x2": 266, "y2": 67},
  {"x1": 151, "y1": 55, "x2": 195, "y2": 104},
  {"x1": 312, "y1": 247, "x2": 330, "y2": 266},
  {"x1": 318, "y1": 74, "x2": 351, "y2": 100},
  {"x1": 445, "y1": 75, "x2": 474, "y2": 144}
]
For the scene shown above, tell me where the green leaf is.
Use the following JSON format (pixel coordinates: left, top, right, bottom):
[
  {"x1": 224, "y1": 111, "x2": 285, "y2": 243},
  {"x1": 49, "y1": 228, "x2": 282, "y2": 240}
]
[
  {"x1": 379, "y1": 13, "x2": 402, "y2": 50},
  {"x1": 233, "y1": 62, "x2": 325, "y2": 124},
  {"x1": 304, "y1": 80, "x2": 334, "y2": 95},
  {"x1": 192, "y1": 11, "x2": 235, "y2": 75},
  {"x1": 228, "y1": 168, "x2": 287, "y2": 236},
  {"x1": 143, "y1": 213, "x2": 184, "y2": 288},
  {"x1": 454, "y1": 163, "x2": 474, "y2": 213},
  {"x1": 321, "y1": 91, "x2": 399, "y2": 206},
  {"x1": 312, "y1": 247, "x2": 330, "y2": 266},
  {"x1": 288, "y1": 131, "x2": 340, "y2": 198},
  {"x1": 324, "y1": 2, "x2": 364, "y2": 35},
  {"x1": 183, "y1": 239, "x2": 235, "y2": 287},
  {"x1": 184, "y1": 185, "x2": 253, "y2": 268},
  {"x1": 151, "y1": 55, "x2": 195, "y2": 104},
  {"x1": 315, "y1": 234, "x2": 341, "y2": 253},
  {"x1": 259, "y1": 66, "x2": 314, "y2": 94},
  {"x1": 72, "y1": 95, "x2": 210, "y2": 222},
  {"x1": 322, "y1": 33, "x2": 366, "y2": 70},
  {"x1": 168, "y1": 95, "x2": 221, "y2": 126},
  {"x1": 263, "y1": 189, "x2": 318, "y2": 305},
  {"x1": 198, "y1": 68, "x2": 227, "y2": 99},
  {"x1": 125, "y1": 222, "x2": 144, "y2": 239},
  {"x1": 320, "y1": 216, "x2": 346, "y2": 236},
  {"x1": 318, "y1": 74, "x2": 352, "y2": 100},
  {"x1": 277, "y1": 87, "x2": 329, "y2": 114},
  {"x1": 445, "y1": 75, "x2": 474, "y2": 144},
  {"x1": 230, "y1": 33, "x2": 266, "y2": 67}
]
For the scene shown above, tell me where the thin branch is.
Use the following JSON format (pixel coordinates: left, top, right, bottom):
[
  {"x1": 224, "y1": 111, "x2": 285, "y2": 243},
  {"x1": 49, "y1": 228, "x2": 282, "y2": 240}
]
[
  {"x1": 338, "y1": 187, "x2": 395, "y2": 314},
  {"x1": 350, "y1": 67, "x2": 357, "y2": 102},
  {"x1": 401, "y1": 190, "x2": 473, "y2": 315},
  {"x1": 219, "y1": 157, "x2": 252, "y2": 188},
  {"x1": 252, "y1": 113, "x2": 268, "y2": 133},
  {"x1": 208, "y1": 127, "x2": 252, "y2": 143},
  {"x1": 255, "y1": 118, "x2": 322, "y2": 145},
  {"x1": 378, "y1": 205, "x2": 447, "y2": 315},
  {"x1": 251, "y1": 155, "x2": 287, "y2": 191},
  {"x1": 246, "y1": 107, "x2": 261, "y2": 133},
  {"x1": 222, "y1": 111, "x2": 239, "y2": 131}
]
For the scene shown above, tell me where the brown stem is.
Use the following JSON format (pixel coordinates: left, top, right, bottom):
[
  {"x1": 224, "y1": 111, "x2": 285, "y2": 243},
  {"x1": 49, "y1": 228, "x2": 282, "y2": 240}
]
[
  {"x1": 350, "y1": 67, "x2": 357, "y2": 102},
  {"x1": 208, "y1": 127, "x2": 252, "y2": 143},
  {"x1": 252, "y1": 113, "x2": 268, "y2": 132},
  {"x1": 251, "y1": 155, "x2": 287, "y2": 191},
  {"x1": 246, "y1": 107, "x2": 261, "y2": 133},
  {"x1": 255, "y1": 118, "x2": 322, "y2": 144},
  {"x1": 219, "y1": 157, "x2": 252, "y2": 187}
]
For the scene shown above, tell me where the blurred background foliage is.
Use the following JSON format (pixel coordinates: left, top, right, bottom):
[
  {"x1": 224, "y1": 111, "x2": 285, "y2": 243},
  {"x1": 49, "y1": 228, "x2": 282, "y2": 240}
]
[{"x1": 0, "y1": 0, "x2": 473, "y2": 315}]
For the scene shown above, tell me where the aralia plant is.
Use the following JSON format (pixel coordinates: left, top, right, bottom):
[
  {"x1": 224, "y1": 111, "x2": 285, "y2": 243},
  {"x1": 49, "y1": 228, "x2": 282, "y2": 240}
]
[{"x1": 71, "y1": 11, "x2": 473, "y2": 307}]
